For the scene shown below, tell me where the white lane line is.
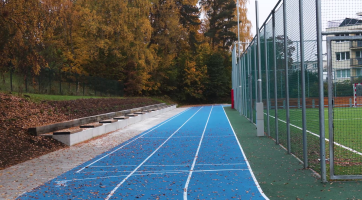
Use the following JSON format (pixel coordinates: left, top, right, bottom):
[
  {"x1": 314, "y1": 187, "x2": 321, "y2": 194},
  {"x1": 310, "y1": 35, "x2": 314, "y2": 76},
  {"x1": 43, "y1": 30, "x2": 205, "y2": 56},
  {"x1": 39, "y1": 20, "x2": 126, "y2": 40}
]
[
  {"x1": 265, "y1": 113, "x2": 362, "y2": 156},
  {"x1": 105, "y1": 107, "x2": 203, "y2": 200},
  {"x1": 183, "y1": 106, "x2": 213, "y2": 200},
  {"x1": 80, "y1": 169, "x2": 190, "y2": 173},
  {"x1": 195, "y1": 163, "x2": 246, "y2": 166},
  {"x1": 87, "y1": 163, "x2": 246, "y2": 168},
  {"x1": 224, "y1": 108, "x2": 270, "y2": 200},
  {"x1": 141, "y1": 135, "x2": 234, "y2": 139},
  {"x1": 82, "y1": 168, "x2": 250, "y2": 174},
  {"x1": 57, "y1": 168, "x2": 249, "y2": 183},
  {"x1": 75, "y1": 108, "x2": 190, "y2": 173},
  {"x1": 193, "y1": 168, "x2": 249, "y2": 172}
]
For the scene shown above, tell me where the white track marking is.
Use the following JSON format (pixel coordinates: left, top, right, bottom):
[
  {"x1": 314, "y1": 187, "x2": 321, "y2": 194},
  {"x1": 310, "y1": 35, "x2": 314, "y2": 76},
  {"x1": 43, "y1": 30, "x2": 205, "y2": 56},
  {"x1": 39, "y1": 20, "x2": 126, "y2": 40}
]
[
  {"x1": 85, "y1": 169, "x2": 250, "y2": 174},
  {"x1": 265, "y1": 113, "x2": 362, "y2": 156},
  {"x1": 141, "y1": 135, "x2": 233, "y2": 139},
  {"x1": 55, "y1": 180, "x2": 68, "y2": 187},
  {"x1": 75, "y1": 108, "x2": 190, "y2": 173},
  {"x1": 58, "y1": 169, "x2": 249, "y2": 183},
  {"x1": 104, "y1": 107, "x2": 203, "y2": 200},
  {"x1": 183, "y1": 106, "x2": 213, "y2": 200},
  {"x1": 224, "y1": 108, "x2": 270, "y2": 200},
  {"x1": 87, "y1": 163, "x2": 246, "y2": 168},
  {"x1": 80, "y1": 169, "x2": 190, "y2": 173},
  {"x1": 194, "y1": 163, "x2": 246, "y2": 166}
]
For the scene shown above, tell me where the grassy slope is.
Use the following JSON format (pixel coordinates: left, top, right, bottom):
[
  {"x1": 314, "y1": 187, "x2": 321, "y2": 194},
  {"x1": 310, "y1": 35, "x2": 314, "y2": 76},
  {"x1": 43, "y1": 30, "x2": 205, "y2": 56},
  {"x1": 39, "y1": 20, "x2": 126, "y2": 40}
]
[{"x1": 225, "y1": 107, "x2": 362, "y2": 200}]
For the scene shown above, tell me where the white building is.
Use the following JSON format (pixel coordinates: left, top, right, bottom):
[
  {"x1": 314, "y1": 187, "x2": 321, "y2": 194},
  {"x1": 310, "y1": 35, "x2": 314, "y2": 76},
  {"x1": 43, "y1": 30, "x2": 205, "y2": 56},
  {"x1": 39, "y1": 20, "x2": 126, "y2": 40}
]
[{"x1": 326, "y1": 12, "x2": 362, "y2": 82}]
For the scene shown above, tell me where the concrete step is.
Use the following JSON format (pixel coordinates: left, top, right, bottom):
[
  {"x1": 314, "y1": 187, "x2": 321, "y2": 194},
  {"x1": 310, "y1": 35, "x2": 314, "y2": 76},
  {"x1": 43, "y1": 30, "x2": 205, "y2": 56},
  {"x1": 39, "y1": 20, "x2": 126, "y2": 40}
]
[
  {"x1": 99, "y1": 119, "x2": 118, "y2": 123},
  {"x1": 54, "y1": 128, "x2": 83, "y2": 135},
  {"x1": 113, "y1": 116, "x2": 129, "y2": 120},
  {"x1": 80, "y1": 123, "x2": 103, "y2": 128}
]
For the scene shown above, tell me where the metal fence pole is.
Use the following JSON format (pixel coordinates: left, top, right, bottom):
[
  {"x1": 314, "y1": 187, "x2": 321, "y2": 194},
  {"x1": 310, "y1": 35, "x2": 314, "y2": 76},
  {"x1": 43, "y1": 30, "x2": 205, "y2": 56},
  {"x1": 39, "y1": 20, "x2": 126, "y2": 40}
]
[
  {"x1": 246, "y1": 52, "x2": 249, "y2": 118},
  {"x1": 242, "y1": 55, "x2": 245, "y2": 116},
  {"x1": 256, "y1": 1, "x2": 262, "y2": 103},
  {"x1": 256, "y1": 0, "x2": 265, "y2": 136},
  {"x1": 232, "y1": 45, "x2": 236, "y2": 108},
  {"x1": 265, "y1": 27, "x2": 270, "y2": 136},
  {"x1": 299, "y1": 0, "x2": 308, "y2": 169},
  {"x1": 272, "y1": 11, "x2": 279, "y2": 144},
  {"x1": 236, "y1": 54, "x2": 241, "y2": 113},
  {"x1": 254, "y1": 43, "x2": 257, "y2": 122},
  {"x1": 315, "y1": 0, "x2": 327, "y2": 183},
  {"x1": 240, "y1": 55, "x2": 243, "y2": 115},
  {"x1": 244, "y1": 54, "x2": 249, "y2": 116},
  {"x1": 237, "y1": 0, "x2": 241, "y2": 114},
  {"x1": 249, "y1": 48, "x2": 254, "y2": 123},
  {"x1": 283, "y1": 0, "x2": 291, "y2": 153}
]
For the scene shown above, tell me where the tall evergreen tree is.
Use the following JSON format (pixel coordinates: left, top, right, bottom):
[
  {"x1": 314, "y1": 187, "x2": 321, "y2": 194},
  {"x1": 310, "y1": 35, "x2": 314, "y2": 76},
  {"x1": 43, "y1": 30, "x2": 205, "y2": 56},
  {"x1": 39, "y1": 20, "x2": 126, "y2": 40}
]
[
  {"x1": 176, "y1": 0, "x2": 201, "y2": 52},
  {"x1": 199, "y1": 0, "x2": 238, "y2": 50}
]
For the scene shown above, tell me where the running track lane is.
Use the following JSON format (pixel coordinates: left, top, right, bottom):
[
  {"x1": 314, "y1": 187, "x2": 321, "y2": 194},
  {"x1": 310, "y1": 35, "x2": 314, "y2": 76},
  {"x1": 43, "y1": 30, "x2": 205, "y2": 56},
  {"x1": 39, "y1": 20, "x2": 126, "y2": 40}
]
[{"x1": 17, "y1": 105, "x2": 268, "y2": 199}]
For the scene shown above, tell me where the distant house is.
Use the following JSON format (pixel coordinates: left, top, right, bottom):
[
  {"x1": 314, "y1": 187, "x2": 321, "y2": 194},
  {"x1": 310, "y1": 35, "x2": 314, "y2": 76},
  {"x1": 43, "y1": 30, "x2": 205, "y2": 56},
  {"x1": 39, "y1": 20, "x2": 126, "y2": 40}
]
[{"x1": 326, "y1": 12, "x2": 362, "y2": 82}]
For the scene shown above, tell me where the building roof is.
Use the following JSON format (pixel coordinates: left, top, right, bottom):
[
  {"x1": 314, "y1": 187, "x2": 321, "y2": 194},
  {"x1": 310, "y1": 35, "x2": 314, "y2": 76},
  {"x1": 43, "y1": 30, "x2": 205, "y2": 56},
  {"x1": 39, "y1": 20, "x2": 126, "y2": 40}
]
[{"x1": 339, "y1": 18, "x2": 362, "y2": 27}]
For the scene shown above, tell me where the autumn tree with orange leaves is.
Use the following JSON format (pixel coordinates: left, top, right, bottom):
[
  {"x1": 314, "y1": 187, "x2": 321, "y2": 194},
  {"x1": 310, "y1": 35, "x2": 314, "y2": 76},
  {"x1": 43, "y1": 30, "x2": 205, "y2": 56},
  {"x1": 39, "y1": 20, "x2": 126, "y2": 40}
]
[{"x1": 0, "y1": 0, "x2": 251, "y2": 102}]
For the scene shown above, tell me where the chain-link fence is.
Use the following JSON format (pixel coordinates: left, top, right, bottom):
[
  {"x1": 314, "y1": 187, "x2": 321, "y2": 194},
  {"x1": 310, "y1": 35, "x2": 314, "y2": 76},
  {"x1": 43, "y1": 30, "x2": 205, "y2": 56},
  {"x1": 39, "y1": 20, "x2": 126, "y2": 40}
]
[
  {"x1": 323, "y1": 0, "x2": 362, "y2": 180},
  {"x1": 0, "y1": 68, "x2": 123, "y2": 97},
  {"x1": 232, "y1": 0, "x2": 362, "y2": 182}
]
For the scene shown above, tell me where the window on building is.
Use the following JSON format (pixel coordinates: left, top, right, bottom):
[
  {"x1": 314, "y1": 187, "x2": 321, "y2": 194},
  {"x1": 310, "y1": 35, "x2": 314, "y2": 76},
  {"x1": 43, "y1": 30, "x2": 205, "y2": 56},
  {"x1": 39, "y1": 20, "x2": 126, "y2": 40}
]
[
  {"x1": 356, "y1": 51, "x2": 362, "y2": 58},
  {"x1": 336, "y1": 52, "x2": 350, "y2": 61},
  {"x1": 356, "y1": 68, "x2": 362, "y2": 76},
  {"x1": 336, "y1": 33, "x2": 350, "y2": 42},
  {"x1": 336, "y1": 69, "x2": 351, "y2": 78}
]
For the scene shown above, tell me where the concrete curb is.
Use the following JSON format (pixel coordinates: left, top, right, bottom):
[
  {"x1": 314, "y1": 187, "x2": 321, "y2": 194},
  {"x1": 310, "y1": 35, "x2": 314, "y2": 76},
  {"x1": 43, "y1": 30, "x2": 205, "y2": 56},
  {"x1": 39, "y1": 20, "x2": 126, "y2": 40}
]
[{"x1": 52, "y1": 105, "x2": 176, "y2": 146}]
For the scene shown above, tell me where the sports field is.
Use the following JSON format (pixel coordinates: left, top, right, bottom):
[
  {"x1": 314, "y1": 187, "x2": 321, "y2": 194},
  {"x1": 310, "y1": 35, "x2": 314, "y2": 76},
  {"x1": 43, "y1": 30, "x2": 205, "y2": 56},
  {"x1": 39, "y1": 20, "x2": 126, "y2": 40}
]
[
  {"x1": 18, "y1": 105, "x2": 268, "y2": 199},
  {"x1": 266, "y1": 107, "x2": 362, "y2": 176}
]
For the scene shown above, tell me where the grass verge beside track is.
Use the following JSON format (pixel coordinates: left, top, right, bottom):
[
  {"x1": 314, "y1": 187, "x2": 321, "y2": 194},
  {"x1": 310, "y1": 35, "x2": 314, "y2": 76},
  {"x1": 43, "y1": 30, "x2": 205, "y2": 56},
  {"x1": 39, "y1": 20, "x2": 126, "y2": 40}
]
[{"x1": 224, "y1": 106, "x2": 362, "y2": 199}]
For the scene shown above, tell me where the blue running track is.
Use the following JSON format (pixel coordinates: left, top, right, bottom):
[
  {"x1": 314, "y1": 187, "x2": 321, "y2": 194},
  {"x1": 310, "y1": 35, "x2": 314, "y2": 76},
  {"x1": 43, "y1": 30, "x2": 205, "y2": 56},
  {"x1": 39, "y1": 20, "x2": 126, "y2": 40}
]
[{"x1": 18, "y1": 105, "x2": 268, "y2": 199}]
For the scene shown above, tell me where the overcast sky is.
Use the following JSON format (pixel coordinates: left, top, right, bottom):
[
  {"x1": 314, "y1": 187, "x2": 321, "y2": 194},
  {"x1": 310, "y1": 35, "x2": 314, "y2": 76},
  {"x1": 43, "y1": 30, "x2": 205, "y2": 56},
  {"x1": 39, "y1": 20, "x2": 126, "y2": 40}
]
[
  {"x1": 246, "y1": 0, "x2": 362, "y2": 36},
  {"x1": 247, "y1": 0, "x2": 280, "y2": 36}
]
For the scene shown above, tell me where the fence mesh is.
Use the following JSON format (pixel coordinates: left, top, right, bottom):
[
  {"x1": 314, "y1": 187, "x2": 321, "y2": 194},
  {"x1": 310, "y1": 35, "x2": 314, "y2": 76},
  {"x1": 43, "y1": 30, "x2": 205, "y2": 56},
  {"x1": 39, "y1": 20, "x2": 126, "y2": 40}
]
[
  {"x1": 0, "y1": 69, "x2": 123, "y2": 97},
  {"x1": 232, "y1": 0, "x2": 362, "y2": 180},
  {"x1": 322, "y1": 0, "x2": 362, "y2": 177}
]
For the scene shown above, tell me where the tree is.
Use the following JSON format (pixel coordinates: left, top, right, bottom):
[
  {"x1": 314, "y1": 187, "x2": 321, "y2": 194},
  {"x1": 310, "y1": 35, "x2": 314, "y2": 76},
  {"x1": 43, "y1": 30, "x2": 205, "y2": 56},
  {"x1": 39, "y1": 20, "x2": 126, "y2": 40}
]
[
  {"x1": 176, "y1": 0, "x2": 201, "y2": 53},
  {"x1": 200, "y1": 0, "x2": 238, "y2": 50},
  {"x1": 274, "y1": 35, "x2": 296, "y2": 70},
  {"x1": 231, "y1": 0, "x2": 252, "y2": 52},
  {"x1": 0, "y1": 0, "x2": 47, "y2": 76},
  {"x1": 204, "y1": 53, "x2": 228, "y2": 102}
]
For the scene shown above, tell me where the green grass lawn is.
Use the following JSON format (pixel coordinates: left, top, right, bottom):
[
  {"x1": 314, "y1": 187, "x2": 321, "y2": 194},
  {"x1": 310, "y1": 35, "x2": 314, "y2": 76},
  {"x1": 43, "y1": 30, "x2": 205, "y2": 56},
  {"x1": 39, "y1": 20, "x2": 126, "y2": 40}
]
[{"x1": 265, "y1": 107, "x2": 362, "y2": 177}]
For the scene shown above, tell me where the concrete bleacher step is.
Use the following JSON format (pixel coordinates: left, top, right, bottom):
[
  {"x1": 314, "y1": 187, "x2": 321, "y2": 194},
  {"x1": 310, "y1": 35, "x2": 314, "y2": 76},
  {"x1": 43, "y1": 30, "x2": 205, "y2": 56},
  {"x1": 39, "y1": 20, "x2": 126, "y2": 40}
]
[
  {"x1": 28, "y1": 103, "x2": 168, "y2": 136},
  {"x1": 53, "y1": 128, "x2": 83, "y2": 135},
  {"x1": 80, "y1": 123, "x2": 103, "y2": 128},
  {"x1": 99, "y1": 119, "x2": 118, "y2": 123},
  {"x1": 113, "y1": 116, "x2": 129, "y2": 120},
  {"x1": 134, "y1": 112, "x2": 145, "y2": 115},
  {"x1": 51, "y1": 104, "x2": 177, "y2": 146}
]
